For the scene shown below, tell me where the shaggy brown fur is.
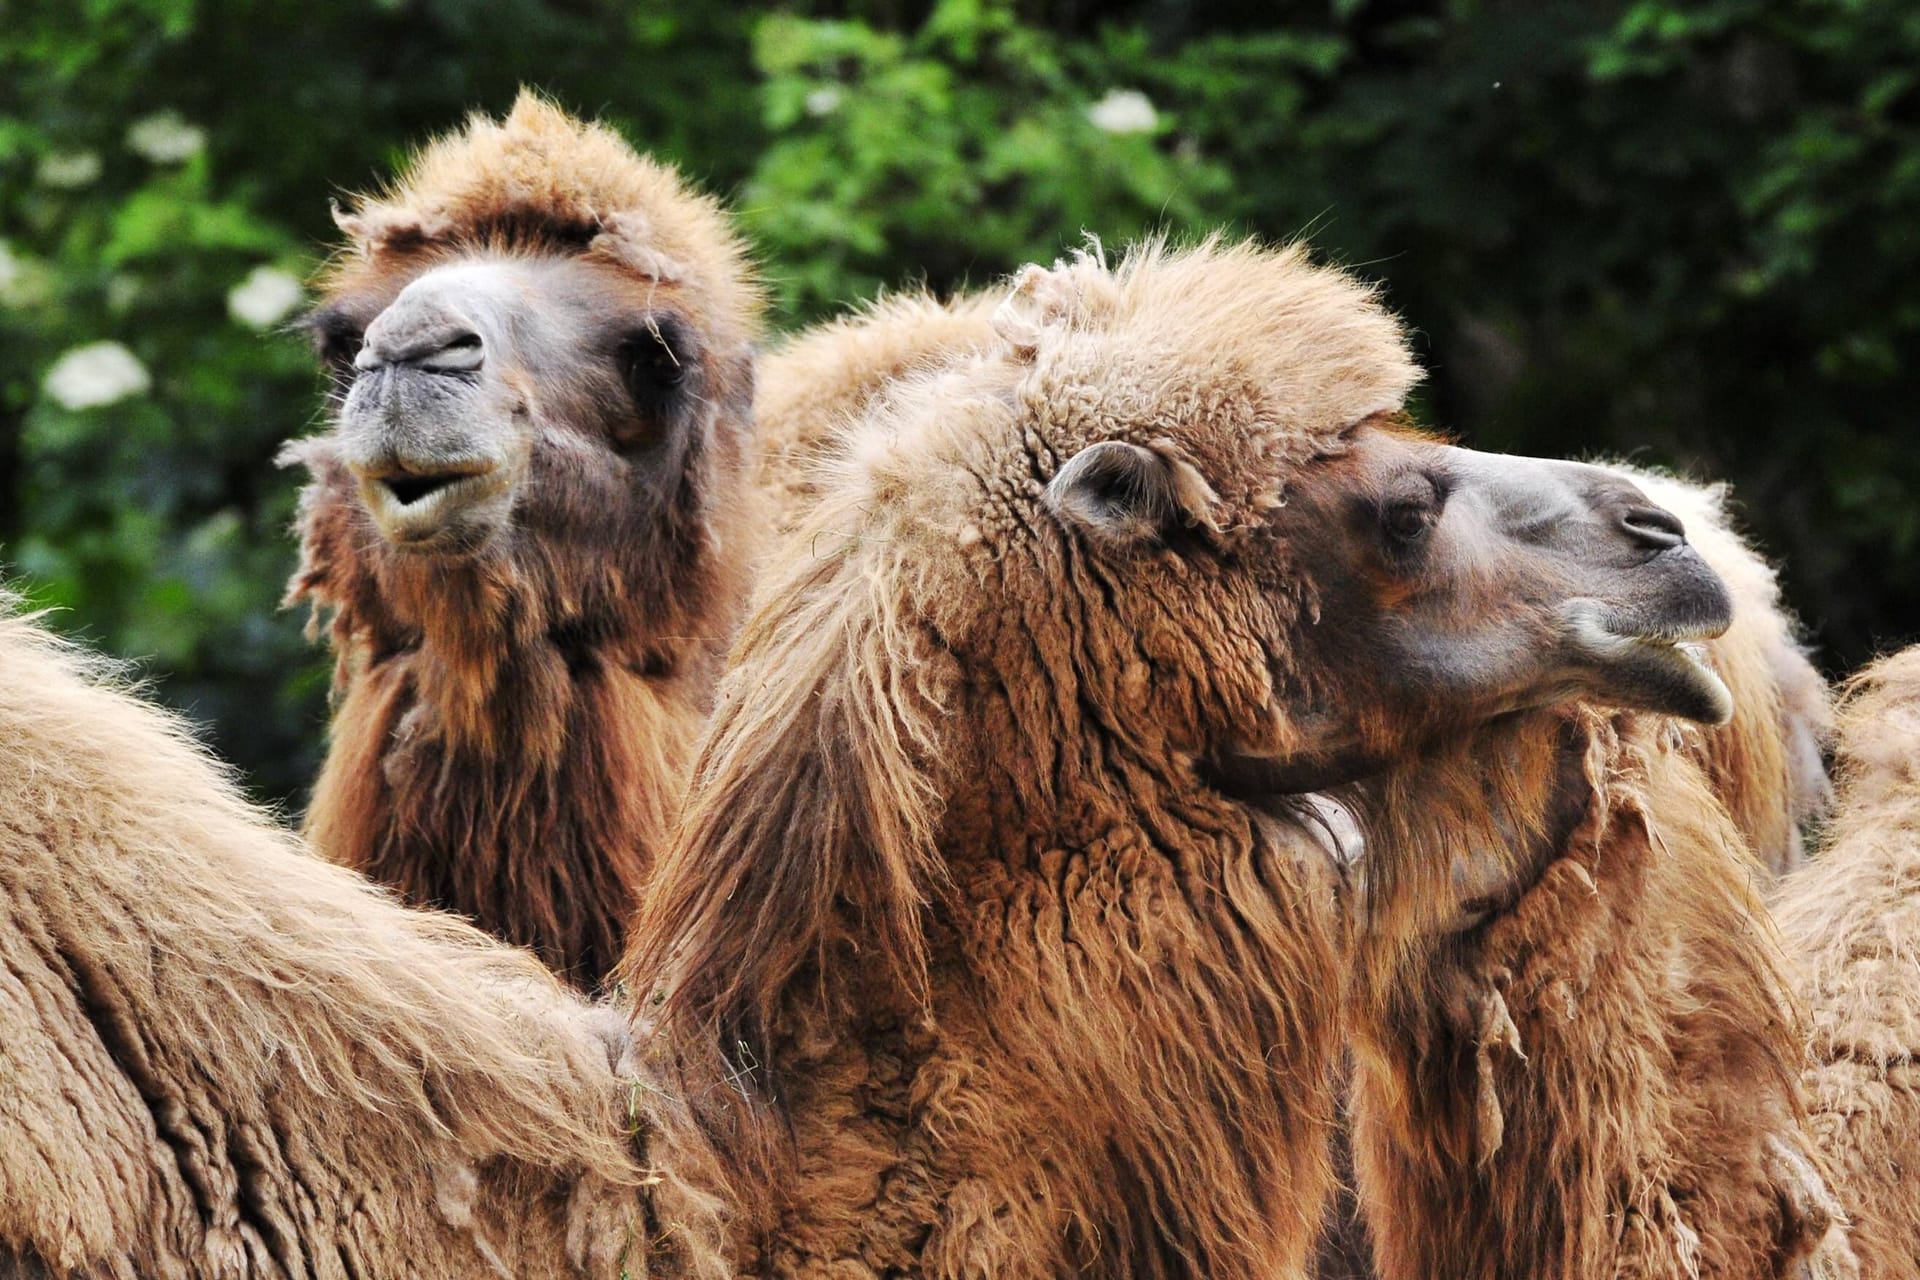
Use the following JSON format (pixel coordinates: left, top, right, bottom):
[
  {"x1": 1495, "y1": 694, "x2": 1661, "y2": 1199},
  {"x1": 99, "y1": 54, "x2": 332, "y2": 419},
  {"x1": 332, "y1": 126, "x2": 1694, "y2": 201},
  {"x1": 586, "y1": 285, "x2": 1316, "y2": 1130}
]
[
  {"x1": 285, "y1": 94, "x2": 762, "y2": 985},
  {"x1": 1777, "y1": 645, "x2": 1920, "y2": 1279},
  {"x1": 628, "y1": 241, "x2": 1434, "y2": 1279},
  {"x1": 748, "y1": 282, "x2": 1843, "y2": 1280},
  {"x1": 280, "y1": 94, "x2": 760, "y2": 990},
  {"x1": 1342, "y1": 706, "x2": 1843, "y2": 1279},
  {"x1": 0, "y1": 597, "x2": 651, "y2": 1278}
]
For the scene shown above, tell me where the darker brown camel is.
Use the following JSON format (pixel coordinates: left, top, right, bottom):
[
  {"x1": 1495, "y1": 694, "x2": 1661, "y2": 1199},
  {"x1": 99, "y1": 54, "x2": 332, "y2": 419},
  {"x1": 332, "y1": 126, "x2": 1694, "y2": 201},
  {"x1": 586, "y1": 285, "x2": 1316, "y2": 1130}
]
[
  {"x1": 627, "y1": 241, "x2": 1745, "y2": 1279},
  {"x1": 1311, "y1": 470, "x2": 1838, "y2": 1280},
  {"x1": 283, "y1": 94, "x2": 762, "y2": 985},
  {"x1": 754, "y1": 272, "x2": 1841, "y2": 1280}
]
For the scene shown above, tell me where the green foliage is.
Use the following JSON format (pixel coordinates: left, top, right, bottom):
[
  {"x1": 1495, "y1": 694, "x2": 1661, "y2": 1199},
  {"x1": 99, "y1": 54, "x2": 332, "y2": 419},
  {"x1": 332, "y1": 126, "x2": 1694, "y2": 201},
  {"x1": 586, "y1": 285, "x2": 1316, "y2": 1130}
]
[
  {"x1": 2, "y1": 0, "x2": 1915, "y2": 804},
  {"x1": 745, "y1": 1, "x2": 1232, "y2": 317}
]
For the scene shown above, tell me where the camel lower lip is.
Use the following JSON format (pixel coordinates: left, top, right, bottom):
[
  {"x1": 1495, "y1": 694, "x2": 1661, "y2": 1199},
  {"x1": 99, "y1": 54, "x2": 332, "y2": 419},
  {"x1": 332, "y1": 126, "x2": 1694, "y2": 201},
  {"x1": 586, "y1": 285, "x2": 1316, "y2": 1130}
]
[
  {"x1": 1611, "y1": 635, "x2": 1733, "y2": 725},
  {"x1": 359, "y1": 471, "x2": 509, "y2": 547}
]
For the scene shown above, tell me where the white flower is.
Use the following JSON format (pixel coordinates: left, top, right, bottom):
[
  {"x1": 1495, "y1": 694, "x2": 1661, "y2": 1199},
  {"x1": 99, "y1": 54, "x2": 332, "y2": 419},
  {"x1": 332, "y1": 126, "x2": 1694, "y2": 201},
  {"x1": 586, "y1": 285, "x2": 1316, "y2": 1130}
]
[
  {"x1": 0, "y1": 241, "x2": 50, "y2": 308},
  {"x1": 1087, "y1": 89, "x2": 1158, "y2": 136},
  {"x1": 37, "y1": 150, "x2": 103, "y2": 189},
  {"x1": 227, "y1": 265, "x2": 304, "y2": 329},
  {"x1": 126, "y1": 111, "x2": 207, "y2": 165},
  {"x1": 43, "y1": 342, "x2": 152, "y2": 411},
  {"x1": 804, "y1": 87, "x2": 844, "y2": 117}
]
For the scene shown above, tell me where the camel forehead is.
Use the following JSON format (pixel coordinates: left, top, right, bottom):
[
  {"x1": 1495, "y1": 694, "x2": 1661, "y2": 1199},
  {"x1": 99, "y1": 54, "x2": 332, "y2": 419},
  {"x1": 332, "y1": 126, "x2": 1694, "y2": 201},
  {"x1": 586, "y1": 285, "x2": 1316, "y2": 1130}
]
[
  {"x1": 843, "y1": 244, "x2": 1422, "y2": 521},
  {"x1": 323, "y1": 92, "x2": 761, "y2": 341},
  {"x1": 376, "y1": 257, "x2": 602, "y2": 328},
  {"x1": 1019, "y1": 248, "x2": 1419, "y2": 452},
  {"x1": 381, "y1": 259, "x2": 523, "y2": 317}
]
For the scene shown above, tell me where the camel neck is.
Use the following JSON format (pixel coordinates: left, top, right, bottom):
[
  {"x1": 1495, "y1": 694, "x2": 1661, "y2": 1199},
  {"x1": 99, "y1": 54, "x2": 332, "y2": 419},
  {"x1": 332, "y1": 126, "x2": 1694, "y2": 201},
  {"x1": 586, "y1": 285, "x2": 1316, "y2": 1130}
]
[
  {"x1": 730, "y1": 790, "x2": 1348, "y2": 1279},
  {"x1": 1345, "y1": 714, "x2": 1824, "y2": 1278},
  {"x1": 307, "y1": 616, "x2": 703, "y2": 986}
]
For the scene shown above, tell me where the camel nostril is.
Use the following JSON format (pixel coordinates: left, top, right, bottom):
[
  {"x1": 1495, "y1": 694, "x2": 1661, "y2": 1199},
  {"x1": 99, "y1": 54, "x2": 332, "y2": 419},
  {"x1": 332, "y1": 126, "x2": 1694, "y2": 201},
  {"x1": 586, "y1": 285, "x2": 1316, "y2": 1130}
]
[
  {"x1": 357, "y1": 330, "x2": 486, "y2": 374},
  {"x1": 415, "y1": 331, "x2": 485, "y2": 373},
  {"x1": 1620, "y1": 504, "x2": 1687, "y2": 551}
]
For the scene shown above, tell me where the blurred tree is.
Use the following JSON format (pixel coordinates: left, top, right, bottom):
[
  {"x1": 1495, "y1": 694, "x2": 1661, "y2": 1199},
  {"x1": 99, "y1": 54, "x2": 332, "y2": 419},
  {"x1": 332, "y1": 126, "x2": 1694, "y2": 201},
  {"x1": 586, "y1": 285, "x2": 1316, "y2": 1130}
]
[{"x1": 2, "y1": 0, "x2": 1914, "y2": 804}]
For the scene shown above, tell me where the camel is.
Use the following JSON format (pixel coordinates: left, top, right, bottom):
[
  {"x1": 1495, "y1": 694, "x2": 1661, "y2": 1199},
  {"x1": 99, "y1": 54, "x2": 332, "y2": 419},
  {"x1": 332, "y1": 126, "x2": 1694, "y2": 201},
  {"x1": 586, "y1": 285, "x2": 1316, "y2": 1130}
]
[
  {"x1": 753, "y1": 274, "x2": 1842, "y2": 1280},
  {"x1": 756, "y1": 296, "x2": 1834, "y2": 879},
  {"x1": 282, "y1": 92, "x2": 762, "y2": 986},
  {"x1": 751, "y1": 280, "x2": 1840, "y2": 1279},
  {"x1": 1777, "y1": 645, "x2": 1920, "y2": 1279},
  {"x1": 1308, "y1": 468, "x2": 1835, "y2": 1280},
  {"x1": 625, "y1": 239, "x2": 1749, "y2": 1278},
  {"x1": 0, "y1": 594, "x2": 652, "y2": 1278}
]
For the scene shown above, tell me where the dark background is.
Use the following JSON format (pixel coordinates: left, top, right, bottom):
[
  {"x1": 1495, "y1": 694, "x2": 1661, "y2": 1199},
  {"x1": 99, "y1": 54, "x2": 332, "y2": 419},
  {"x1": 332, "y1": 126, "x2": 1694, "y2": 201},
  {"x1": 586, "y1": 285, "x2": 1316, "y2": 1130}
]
[{"x1": 4, "y1": 0, "x2": 1915, "y2": 805}]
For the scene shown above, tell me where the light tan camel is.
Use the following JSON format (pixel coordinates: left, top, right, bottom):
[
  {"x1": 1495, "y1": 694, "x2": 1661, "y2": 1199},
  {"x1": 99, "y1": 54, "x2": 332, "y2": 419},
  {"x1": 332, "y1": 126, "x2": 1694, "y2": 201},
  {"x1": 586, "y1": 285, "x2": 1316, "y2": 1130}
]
[
  {"x1": 0, "y1": 595, "x2": 650, "y2": 1278},
  {"x1": 1777, "y1": 645, "x2": 1920, "y2": 1280},
  {"x1": 283, "y1": 93, "x2": 762, "y2": 985}
]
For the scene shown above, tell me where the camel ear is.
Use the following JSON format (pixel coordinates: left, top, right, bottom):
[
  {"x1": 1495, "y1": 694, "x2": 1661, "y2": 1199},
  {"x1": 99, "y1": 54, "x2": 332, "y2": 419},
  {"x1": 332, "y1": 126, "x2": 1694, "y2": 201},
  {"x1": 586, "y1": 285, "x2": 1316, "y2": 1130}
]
[{"x1": 1047, "y1": 440, "x2": 1220, "y2": 545}]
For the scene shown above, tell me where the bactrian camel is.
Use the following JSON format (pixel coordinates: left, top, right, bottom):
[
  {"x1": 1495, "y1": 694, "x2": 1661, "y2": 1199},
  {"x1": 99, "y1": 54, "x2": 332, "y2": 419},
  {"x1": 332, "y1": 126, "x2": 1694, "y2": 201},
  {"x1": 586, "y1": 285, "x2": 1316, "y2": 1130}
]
[
  {"x1": 285, "y1": 93, "x2": 762, "y2": 986},
  {"x1": 626, "y1": 240, "x2": 1753, "y2": 1279},
  {"x1": 747, "y1": 265, "x2": 1844, "y2": 1280},
  {"x1": 0, "y1": 594, "x2": 648, "y2": 1278}
]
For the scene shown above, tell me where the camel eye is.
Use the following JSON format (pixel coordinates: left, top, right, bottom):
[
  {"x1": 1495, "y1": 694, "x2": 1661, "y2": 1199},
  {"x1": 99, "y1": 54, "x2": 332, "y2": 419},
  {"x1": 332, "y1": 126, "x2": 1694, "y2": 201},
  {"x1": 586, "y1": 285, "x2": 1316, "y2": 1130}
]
[
  {"x1": 621, "y1": 321, "x2": 689, "y2": 416},
  {"x1": 310, "y1": 315, "x2": 365, "y2": 388},
  {"x1": 1379, "y1": 473, "x2": 1443, "y2": 552}
]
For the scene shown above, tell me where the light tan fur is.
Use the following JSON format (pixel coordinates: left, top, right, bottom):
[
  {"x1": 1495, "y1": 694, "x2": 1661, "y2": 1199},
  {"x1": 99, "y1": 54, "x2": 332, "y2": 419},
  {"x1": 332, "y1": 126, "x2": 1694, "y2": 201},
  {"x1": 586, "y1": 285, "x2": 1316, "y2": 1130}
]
[
  {"x1": 754, "y1": 290, "x2": 1003, "y2": 535},
  {"x1": 0, "y1": 597, "x2": 651, "y2": 1278},
  {"x1": 1613, "y1": 467, "x2": 1833, "y2": 875},
  {"x1": 1776, "y1": 646, "x2": 1920, "y2": 1279}
]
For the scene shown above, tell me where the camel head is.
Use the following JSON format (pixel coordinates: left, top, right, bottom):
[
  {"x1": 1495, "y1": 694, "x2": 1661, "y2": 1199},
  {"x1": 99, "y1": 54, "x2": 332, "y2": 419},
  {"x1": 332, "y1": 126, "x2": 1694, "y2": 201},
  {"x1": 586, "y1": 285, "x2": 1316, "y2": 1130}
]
[
  {"x1": 795, "y1": 240, "x2": 1734, "y2": 807},
  {"x1": 329, "y1": 254, "x2": 711, "y2": 555},
  {"x1": 283, "y1": 92, "x2": 760, "y2": 682},
  {"x1": 1240, "y1": 421, "x2": 1735, "y2": 788}
]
